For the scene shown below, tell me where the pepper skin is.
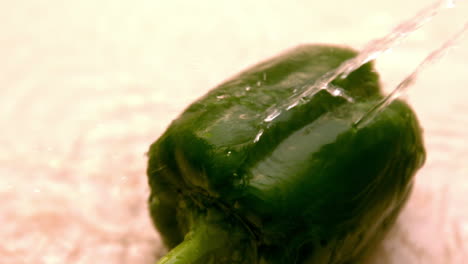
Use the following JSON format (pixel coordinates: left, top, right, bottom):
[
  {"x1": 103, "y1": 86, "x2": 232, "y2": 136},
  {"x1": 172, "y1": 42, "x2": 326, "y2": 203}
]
[{"x1": 147, "y1": 44, "x2": 426, "y2": 264}]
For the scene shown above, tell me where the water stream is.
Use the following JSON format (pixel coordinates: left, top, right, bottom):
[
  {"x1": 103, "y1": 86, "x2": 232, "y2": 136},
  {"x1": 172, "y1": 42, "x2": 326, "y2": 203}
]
[
  {"x1": 255, "y1": 0, "x2": 462, "y2": 142},
  {"x1": 354, "y1": 20, "x2": 468, "y2": 128}
]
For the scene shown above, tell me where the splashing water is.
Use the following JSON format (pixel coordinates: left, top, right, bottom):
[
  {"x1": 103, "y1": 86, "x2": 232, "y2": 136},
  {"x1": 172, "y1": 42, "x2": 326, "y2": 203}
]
[
  {"x1": 354, "y1": 21, "x2": 468, "y2": 128},
  {"x1": 255, "y1": 0, "x2": 460, "y2": 142}
]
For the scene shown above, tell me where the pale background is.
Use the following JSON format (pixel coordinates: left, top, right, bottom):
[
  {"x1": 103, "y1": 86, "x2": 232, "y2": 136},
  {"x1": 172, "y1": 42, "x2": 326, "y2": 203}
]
[{"x1": 1, "y1": 0, "x2": 467, "y2": 263}]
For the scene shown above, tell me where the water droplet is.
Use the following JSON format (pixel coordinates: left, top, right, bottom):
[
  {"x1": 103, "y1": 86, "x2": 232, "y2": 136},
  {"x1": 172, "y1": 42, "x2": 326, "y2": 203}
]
[
  {"x1": 264, "y1": 109, "x2": 281, "y2": 122},
  {"x1": 216, "y1": 95, "x2": 227, "y2": 100},
  {"x1": 226, "y1": 151, "x2": 232, "y2": 156},
  {"x1": 254, "y1": 129, "x2": 264, "y2": 143},
  {"x1": 286, "y1": 99, "x2": 300, "y2": 110},
  {"x1": 245, "y1": 86, "x2": 251, "y2": 91},
  {"x1": 327, "y1": 86, "x2": 355, "y2": 103},
  {"x1": 330, "y1": 88, "x2": 342, "y2": 97}
]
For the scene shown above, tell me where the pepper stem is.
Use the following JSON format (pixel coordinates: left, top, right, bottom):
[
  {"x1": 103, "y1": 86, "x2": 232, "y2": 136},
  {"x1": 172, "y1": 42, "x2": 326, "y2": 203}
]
[{"x1": 156, "y1": 213, "x2": 256, "y2": 264}]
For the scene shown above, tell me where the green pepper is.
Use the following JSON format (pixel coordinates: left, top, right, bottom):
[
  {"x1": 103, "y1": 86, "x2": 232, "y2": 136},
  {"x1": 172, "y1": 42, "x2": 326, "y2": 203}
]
[{"x1": 147, "y1": 44, "x2": 426, "y2": 264}]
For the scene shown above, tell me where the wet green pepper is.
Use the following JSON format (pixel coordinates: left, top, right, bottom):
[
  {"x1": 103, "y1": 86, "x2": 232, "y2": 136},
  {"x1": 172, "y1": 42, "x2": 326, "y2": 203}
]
[{"x1": 147, "y1": 45, "x2": 425, "y2": 264}]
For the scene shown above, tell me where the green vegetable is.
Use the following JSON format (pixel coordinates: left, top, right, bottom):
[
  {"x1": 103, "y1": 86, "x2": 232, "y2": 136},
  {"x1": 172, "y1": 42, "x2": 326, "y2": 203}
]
[{"x1": 147, "y1": 44, "x2": 425, "y2": 264}]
